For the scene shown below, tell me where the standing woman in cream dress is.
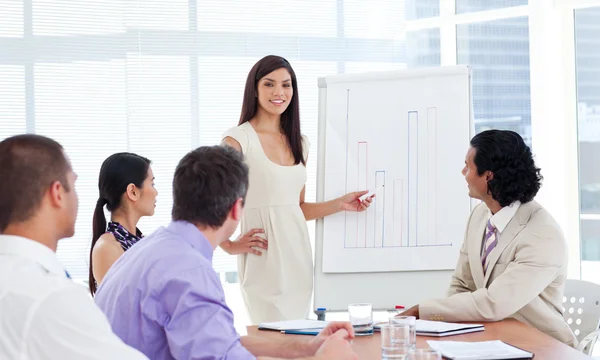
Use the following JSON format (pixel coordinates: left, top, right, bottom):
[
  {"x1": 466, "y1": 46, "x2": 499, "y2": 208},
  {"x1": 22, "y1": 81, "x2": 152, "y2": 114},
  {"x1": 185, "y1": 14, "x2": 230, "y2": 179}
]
[{"x1": 221, "y1": 55, "x2": 374, "y2": 324}]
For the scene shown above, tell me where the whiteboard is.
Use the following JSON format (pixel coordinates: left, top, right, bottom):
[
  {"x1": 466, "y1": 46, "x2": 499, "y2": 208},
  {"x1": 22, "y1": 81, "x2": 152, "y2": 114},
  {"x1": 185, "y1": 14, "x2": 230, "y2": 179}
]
[{"x1": 314, "y1": 66, "x2": 474, "y2": 311}]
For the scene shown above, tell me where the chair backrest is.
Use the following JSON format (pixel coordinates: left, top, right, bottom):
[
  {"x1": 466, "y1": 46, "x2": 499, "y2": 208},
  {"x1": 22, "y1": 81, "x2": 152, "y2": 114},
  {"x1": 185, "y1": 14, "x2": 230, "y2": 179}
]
[{"x1": 562, "y1": 279, "x2": 600, "y2": 342}]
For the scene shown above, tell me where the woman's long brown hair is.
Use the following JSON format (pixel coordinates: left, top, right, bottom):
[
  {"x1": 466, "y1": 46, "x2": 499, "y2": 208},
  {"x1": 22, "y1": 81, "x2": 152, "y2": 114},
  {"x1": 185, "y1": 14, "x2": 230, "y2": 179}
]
[{"x1": 238, "y1": 55, "x2": 305, "y2": 165}]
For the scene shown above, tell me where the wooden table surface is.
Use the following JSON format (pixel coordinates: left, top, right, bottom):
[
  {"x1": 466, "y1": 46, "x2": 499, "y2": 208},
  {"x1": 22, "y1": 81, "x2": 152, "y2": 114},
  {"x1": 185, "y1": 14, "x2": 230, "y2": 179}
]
[{"x1": 247, "y1": 319, "x2": 591, "y2": 359}]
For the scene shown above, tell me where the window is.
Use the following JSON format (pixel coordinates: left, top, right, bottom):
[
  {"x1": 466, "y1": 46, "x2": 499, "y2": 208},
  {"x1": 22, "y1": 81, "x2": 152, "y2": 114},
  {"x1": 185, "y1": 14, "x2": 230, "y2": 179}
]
[
  {"x1": 406, "y1": 0, "x2": 440, "y2": 20},
  {"x1": 8, "y1": 0, "x2": 591, "y2": 331},
  {"x1": 34, "y1": 60, "x2": 128, "y2": 276},
  {"x1": 126, "y1": 54, "x2": 193, "y2": 259},
  {"x1": 0, "y1": 0, "x2": 23, "y2": 38},
  {"x1": 575, "y1": 6, "x2": 600, "y2": 282},
  {"x1": 406, "y1": 28, "x2": 441, "y2": 67},
  {"x1": 344, "y1": 0, "x2": 405, "y2": 39},
  {"x1": 0, "y1": 66, "x2": 25, "y2": 135},
  {"x1": 0, "y1": 1, "x2": 439, "y2": 332},
  {"x1": 456, "y1": 0, "x2": 528, "y2": 14},
  {"x1": 198, "y1": 0, "x2": 337, "y2": 36},
  {"x1": 32, "y1": 0, "x2": 125, "y2": 36},
  {"x1": 457, "y1": 17, "x2": 531, "y2": 144}
]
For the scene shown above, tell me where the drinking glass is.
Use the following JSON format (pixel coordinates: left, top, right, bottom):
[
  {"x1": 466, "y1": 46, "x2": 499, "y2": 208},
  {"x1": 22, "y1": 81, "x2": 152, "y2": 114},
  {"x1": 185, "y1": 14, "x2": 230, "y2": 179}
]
[{"x1": 348, "y1": 303, "x2": 373, "y2": 336}]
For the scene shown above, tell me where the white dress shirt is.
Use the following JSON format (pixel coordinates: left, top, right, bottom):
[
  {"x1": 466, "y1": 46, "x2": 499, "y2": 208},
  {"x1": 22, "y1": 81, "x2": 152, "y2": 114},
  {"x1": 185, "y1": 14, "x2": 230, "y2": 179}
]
[
  {"x1": 482, "y1": 201, "x2": 522, "y2": 254},
  {"x1": 0, "y1": 235, "x2": 147, "y2": 360},
  {"x1": 488, "y1": 201, "x2": 521, "y2": 234}
]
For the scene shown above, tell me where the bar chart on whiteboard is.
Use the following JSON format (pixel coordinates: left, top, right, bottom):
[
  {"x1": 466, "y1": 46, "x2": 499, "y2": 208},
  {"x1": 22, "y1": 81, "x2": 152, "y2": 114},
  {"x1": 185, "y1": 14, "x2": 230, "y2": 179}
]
[
  {"x1": 342, "y1": 109, "x2": 450, "y2": 250},
  {"x1": 320, "y1": 70, "x2": 472, "y2": 273}
]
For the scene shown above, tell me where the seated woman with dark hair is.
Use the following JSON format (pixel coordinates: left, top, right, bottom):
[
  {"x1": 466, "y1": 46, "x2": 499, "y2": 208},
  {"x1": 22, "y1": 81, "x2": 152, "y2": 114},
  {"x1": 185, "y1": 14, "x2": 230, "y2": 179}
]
[{"x1": 89, "y1": 152, "x2": 158, "y2": 295}]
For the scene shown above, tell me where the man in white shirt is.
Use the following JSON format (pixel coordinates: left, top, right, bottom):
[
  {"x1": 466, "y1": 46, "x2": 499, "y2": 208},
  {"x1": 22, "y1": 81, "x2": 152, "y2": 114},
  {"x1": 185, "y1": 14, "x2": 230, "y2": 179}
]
[
  {"x1": 400, "y1": 130, "x2": 577, "y2": 347},
  {"x1": 0, "y1": 134, "x2": 147, "y2": 359}
]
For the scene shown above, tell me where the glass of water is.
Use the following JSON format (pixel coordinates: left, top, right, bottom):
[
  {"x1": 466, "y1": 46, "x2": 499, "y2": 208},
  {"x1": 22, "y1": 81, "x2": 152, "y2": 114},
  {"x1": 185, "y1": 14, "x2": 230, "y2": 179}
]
[
  {"x1": 348, "y1": 303, "x2": 373, "y2": 336},
  {"x1": 380, "y1": 323, "x2": 411, "y2": 359},
  {"x1": 407, "y1": 349, "x2": 442, "y2": 360},
  {"x1": 390, "y1": 315, "x2": 416, "y2": 349}
]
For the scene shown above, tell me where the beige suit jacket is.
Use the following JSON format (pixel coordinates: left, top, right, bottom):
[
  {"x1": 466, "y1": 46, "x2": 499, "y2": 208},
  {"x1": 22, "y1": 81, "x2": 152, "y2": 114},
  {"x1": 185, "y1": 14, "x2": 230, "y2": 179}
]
[{"x1": 420, "y1": 200, "x2": 577, "y2": 347}]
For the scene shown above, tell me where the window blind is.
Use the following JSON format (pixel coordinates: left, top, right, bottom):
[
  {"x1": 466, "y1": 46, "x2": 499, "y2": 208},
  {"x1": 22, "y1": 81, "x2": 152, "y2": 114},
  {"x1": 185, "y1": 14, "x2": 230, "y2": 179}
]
[{"x1": 0, "y1": 0, "x2": 439, "y2": 281}]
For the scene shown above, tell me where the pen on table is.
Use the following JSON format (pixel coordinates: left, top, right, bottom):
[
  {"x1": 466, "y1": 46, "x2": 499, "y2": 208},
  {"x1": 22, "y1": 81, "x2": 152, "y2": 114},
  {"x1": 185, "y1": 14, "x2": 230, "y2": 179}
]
[{"x1": 280, "y1": 329, "x2": 319, "y2": 335}]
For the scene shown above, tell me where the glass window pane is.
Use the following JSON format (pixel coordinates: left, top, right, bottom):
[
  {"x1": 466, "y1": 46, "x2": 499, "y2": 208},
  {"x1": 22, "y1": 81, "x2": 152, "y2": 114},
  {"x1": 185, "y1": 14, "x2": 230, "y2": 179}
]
[
  {"x1": 33, "y1": 0, "x2": 125, "y2": 36},
  {"x1": 576, "y1": 7, "x2": 600, "y2": 282},
  {"x1": 197, "y1": 57, "x2": 255, "y2": 147},
  {"x1": 456, "y1": 0, "x2": 527, "y2": 14},
  {"x1": 127, "y1": 0, "x2": 188, "y2": 30},
  {"x1": 198, "y1": 0, "x2": 337, "y2": 37},
  {"x1": 406, "y1": 0, "x2": 440, "y2": 20},
  {"x1": 345, "y1": 61, "x2": 406, "y2": 74},
  {"x1": 345, "y1": 28, "x2": 441, "y2": 73},
  {"x1": 126, "y1": 55, "x2": 192, "y2": 238},
  {"x1": 0, "y1": 0, "x2": 23, "y2": 37},
  {"x1": 0, "y1": 65, "x2": 26, "y2": 136},
  {"x1": 34, "y1": 60, "x2": 128, "y2": 280},
  {"x1": 582, "y1": 219, "x2": 600, "y2": 261},
  {"x1": 406, "y1": 28, "x2": 441, "y2": 67},
  {"x1": 581, "y1": 219, "x2": 600, "y2": 284},
  {"x1": 344, "y1": 0, "x2": 405, "y2": 40},
  {"x1": 576, "y1": 7, "x2": 600, "y2": 216},
  {"x1": 457, "y1": 17, "x2": 531, "y2": 145}
]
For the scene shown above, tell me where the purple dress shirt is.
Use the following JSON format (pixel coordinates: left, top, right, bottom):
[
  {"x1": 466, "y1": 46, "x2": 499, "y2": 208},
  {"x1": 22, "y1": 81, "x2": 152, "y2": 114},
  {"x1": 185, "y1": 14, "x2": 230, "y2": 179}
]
[{"x1": 95, "y1": 221, "x2": 255, "y2": 360}]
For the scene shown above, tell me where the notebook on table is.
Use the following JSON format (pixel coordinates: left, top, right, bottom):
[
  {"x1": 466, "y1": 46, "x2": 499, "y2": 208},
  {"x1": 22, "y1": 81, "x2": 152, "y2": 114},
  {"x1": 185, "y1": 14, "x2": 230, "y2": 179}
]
[
  {"x1": 426, "y1": 340, "x2": 534, "y2": 359},
  {"x1": 375, "y1": 320, "x2": 485, "y2": 337},
  {"x1": 416, "y1": 320, "x2": 485, "y2": 337},
  {"x1": 258, "y1": 319, "x2": 328, "y2": 331}
]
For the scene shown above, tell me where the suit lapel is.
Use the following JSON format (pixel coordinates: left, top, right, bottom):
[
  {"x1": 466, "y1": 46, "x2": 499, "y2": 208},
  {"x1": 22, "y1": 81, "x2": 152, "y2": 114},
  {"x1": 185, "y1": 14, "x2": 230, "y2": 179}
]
[
  {"x1": 468, "y1": 206, "x2": 488, "y2": 289},
  {"x1": 482, "y1": 203, "x2": 533, "y2": 286}
]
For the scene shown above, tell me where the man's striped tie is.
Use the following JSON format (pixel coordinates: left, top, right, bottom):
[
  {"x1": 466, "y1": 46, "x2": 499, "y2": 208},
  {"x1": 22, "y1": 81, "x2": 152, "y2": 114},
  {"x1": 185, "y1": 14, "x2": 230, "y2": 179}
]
[{"x1": 481, "y1": 219, "x2": 498, "y2": 273}]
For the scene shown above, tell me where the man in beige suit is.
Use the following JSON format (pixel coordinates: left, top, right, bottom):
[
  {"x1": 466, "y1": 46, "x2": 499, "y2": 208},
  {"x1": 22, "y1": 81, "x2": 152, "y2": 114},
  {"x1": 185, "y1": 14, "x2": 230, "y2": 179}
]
[{"x1": 401, "y1": 130, "x2": 577, "y2": 347}]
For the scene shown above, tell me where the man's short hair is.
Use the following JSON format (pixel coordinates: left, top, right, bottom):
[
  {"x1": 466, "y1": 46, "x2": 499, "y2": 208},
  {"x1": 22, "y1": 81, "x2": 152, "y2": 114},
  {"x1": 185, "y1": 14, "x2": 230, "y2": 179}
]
[
  {"x1": 172, "y1": 146, "x2": 248, "y2": 227},
  {"x1": 470, "y1": 129, "x2": 542, "y2": 207},
  {"x1": 0, "y1": 134, "x2": 71, "y2": 231}
]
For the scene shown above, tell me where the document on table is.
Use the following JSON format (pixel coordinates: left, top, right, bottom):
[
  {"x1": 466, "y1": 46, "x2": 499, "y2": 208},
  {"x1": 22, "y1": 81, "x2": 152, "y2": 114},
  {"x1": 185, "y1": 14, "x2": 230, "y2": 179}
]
[
  {"x1": 426, "y1": 340, "x2": 534, "y2": 359},
  {"x1": 375, "y1": 320, "x2": 485, "y2": 337},
  {"x1": 416, "y1": 320, "x2": 485, "y2": 337},
  {"x1": 258, "y1": 319, "x2": 328, "y2": 331}
]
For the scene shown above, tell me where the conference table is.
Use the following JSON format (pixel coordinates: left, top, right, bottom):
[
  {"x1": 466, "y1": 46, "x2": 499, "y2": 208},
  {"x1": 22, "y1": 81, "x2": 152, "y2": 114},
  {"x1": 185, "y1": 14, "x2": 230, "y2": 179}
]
[{"x1": 248, "y1": 319, "x2": 591, "y2": 359}]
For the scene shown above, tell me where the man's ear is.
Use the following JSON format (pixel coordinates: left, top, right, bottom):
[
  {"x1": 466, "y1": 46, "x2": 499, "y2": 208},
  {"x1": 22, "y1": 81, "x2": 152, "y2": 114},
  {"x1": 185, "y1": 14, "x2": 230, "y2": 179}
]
[
  {"x1": 47, "y1": 180, "x2": 64, "y2": 208},
  {"x1": 485, "y1": 171, "x2": 494, "y2": 181},
  {"x1": 231, "y1": 198, "x2": 244, "y2": 221}
]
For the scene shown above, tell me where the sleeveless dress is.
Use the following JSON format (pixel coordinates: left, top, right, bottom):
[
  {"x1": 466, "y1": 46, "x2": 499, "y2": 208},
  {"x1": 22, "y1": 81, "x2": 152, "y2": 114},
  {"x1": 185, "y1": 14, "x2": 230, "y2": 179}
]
[
  {"x1": 106, "y1": 221, "x2": 143, "y2": 251},
  {"x1": 93, "y1": 222, "x2": 143, "y2": 289},
  {"x1": 223, "y1": 122, "x2": 313, "y2": 324}
]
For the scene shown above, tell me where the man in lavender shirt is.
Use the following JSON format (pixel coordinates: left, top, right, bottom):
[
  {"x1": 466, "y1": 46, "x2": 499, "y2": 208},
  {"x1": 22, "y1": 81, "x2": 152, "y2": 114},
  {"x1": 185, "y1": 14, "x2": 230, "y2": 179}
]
[{"x1": 95, "y1": 146, "x2": 357, "y2": 360}]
